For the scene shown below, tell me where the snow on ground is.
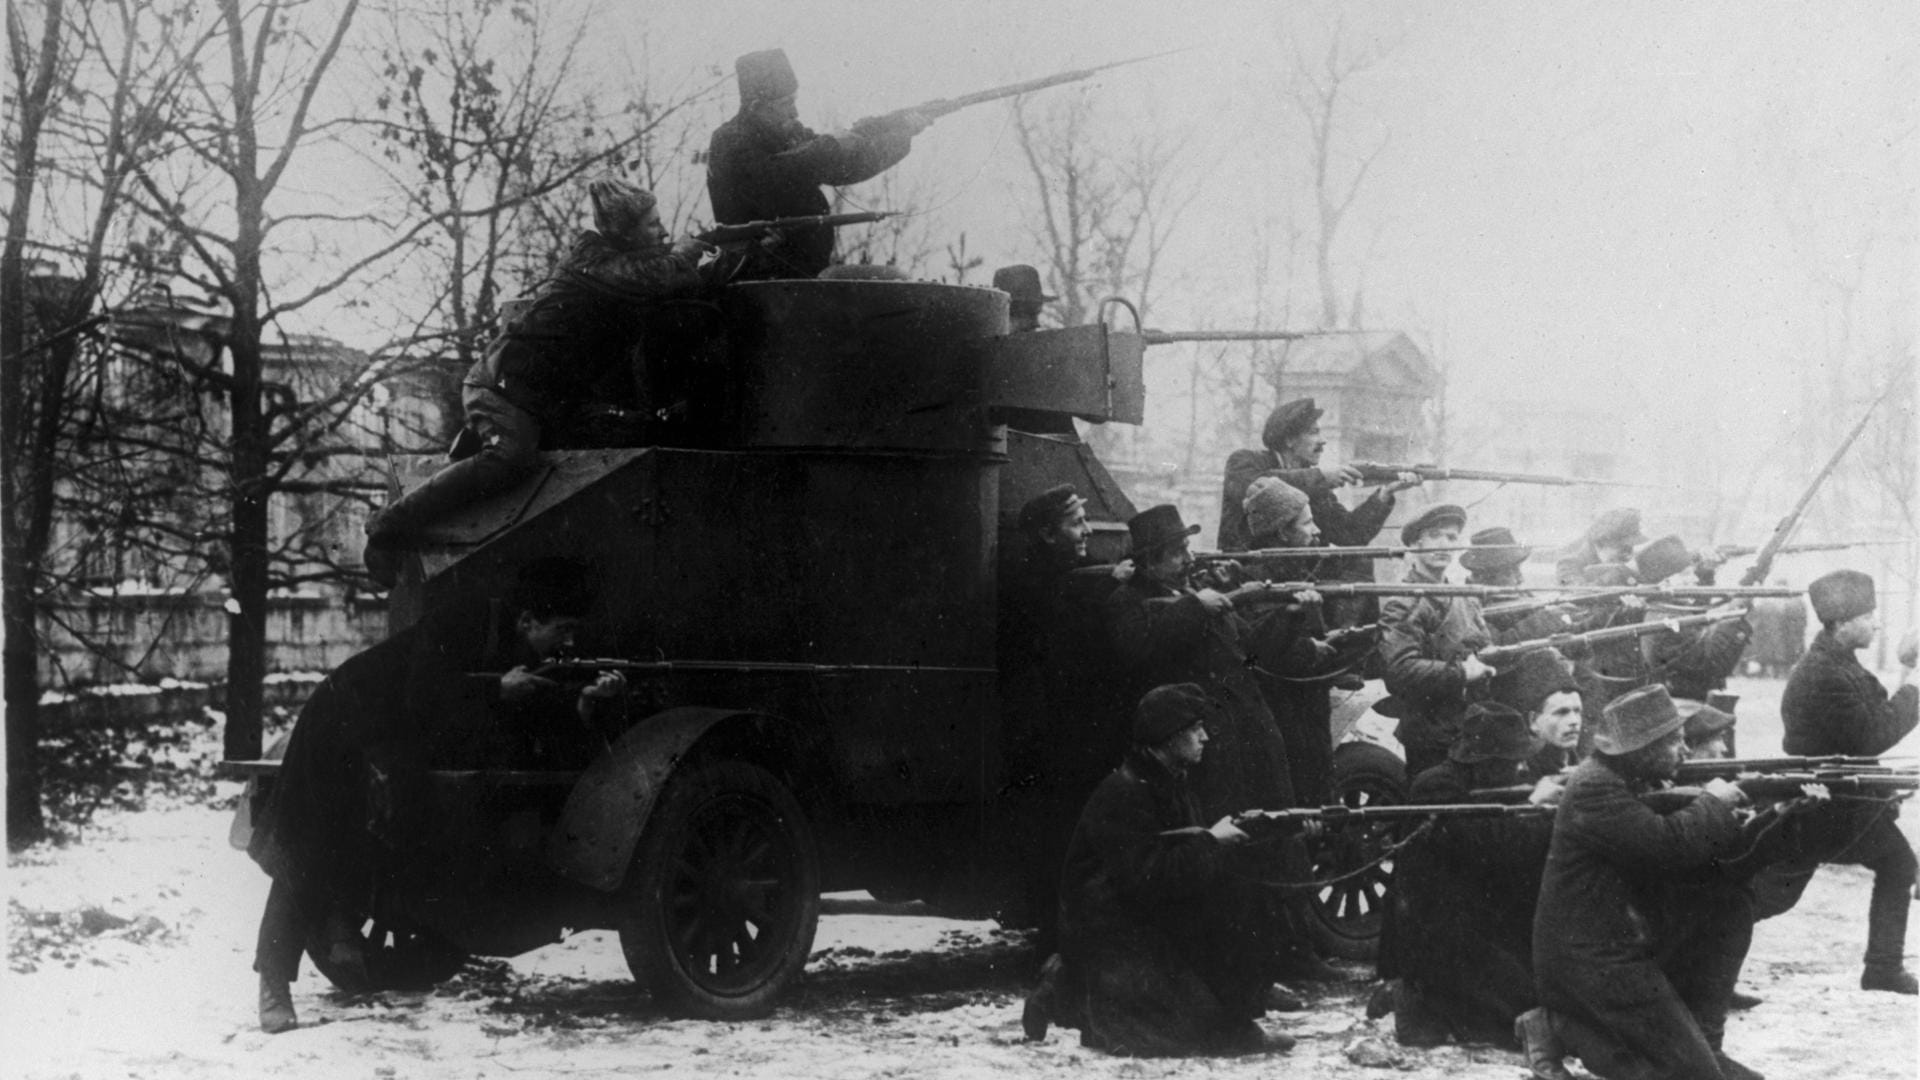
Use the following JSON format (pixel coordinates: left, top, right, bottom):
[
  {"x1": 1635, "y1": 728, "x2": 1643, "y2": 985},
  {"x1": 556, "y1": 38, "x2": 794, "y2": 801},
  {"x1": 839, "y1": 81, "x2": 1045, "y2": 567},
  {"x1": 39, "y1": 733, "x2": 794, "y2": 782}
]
[{"x1": 4, "y1": 675, "x2": 1918, "y2": 1079}]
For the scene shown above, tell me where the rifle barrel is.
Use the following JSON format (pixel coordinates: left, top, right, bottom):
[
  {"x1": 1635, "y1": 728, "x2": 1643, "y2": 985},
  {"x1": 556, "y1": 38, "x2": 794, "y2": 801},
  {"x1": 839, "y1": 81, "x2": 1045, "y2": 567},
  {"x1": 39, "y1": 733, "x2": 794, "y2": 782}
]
[
  {"x1": 1138, "y1": 328, "x2": 1364, "y2": 345},
  {"x1": 1193, "y1": 543, "x2": 1528, "y2": 562}
]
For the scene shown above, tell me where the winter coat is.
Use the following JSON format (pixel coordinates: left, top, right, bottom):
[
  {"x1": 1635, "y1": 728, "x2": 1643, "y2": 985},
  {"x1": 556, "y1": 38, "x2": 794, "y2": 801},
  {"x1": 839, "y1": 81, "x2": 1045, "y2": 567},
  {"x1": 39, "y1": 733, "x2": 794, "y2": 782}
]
[
  {"x1": 1378, "y1": 562, "x2": 1493, "y2": 769},
  {"x1": 1216, "y1": 449, "x2": 1395, "y2": 565}
]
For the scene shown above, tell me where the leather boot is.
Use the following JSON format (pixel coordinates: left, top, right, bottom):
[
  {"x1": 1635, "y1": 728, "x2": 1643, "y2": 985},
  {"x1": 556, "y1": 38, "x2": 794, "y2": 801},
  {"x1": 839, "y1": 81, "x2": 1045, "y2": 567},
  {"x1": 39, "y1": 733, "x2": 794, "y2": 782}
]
[
  {"x1": 1513, "y1": 1007, "x2": 1573, "y2": 1080},
  {"x1": 1022, "y1": 953, "x2": 1066, "y2": 1041},
  {"x1": 258, "y1": 975, "x2": 298, "y2": 1034},
  {"x1": 1391, "y1": 981, "x2": 1449, "y2": 1048},
  {"x1": 1860, "y1": 965, "x2": 1919, "y2": 994}
]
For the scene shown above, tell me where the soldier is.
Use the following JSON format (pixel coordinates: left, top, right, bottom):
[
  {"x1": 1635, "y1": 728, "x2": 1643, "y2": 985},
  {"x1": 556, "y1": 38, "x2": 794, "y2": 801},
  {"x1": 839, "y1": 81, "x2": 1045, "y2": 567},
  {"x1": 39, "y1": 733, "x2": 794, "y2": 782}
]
[
  {"x1": 1023, "y1": 683, "x2": 1301, "y2": 1056},
  {"x1": 994, "y1": 264, "x2": 1056, "y2": 332},
  {"x1": 363, "y1": 178, "x2": 709, "y2": 583},
  {"x1": 705, "y1": 49, "x2": 928, "y2": 280},
  {"x1": 250, "y1": 558, "x2": 622, "y2": 1033},
  {"x1": 1378, "y1": 504, "x2": 1496, "y2": 777},
  {"x1": 1387, "y1": 703, "x2": 1562, "y2": 1048},
  {"x1": 1750, "y1": 569, "x2": 1920, "y2": 995},
  {"x1": 1216, "y1": 397, "x2": 1414, "y2": 561},
  {"x1": 1556, "y1": 507, "x2": 1647, "y2": 585},
  {"x1": 1519, "y1": 684, "x2": 1761, "y2": 1080},
  {"x1": 1632, "y1": 537, "x2": 1752, "y2": 709}
]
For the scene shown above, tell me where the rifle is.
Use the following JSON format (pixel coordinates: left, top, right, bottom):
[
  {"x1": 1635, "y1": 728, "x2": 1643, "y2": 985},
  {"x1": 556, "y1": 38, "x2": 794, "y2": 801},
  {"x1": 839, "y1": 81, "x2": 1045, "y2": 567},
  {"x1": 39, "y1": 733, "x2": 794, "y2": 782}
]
[
  {"x1": 1137, "y1": 328, "x2": 1365, "y2": 346},
  {"x1": 1230, "y1": 802, "x2": 1554, "y2": 833},
  {"x1": 1674, "y1": 756, "x2": 1909, "y2": 784},
  {"x1": 862, "y1": 48, "x2": 1189, "y2": 130},
  {"x1": 1192, "y1": 543, "x2": 1529, "y2": 564},
  {"x1": 697, "y1": 211, "x2": 895, "y2": 246},
  {"x1": 1477, "y1": 608, "x2": 1747, "y2": 666},
  {"x1": 1213, "y1": 580, "x2": 1536, "y2": 607},
  {"x1": 1553, "y1": 585, "x2": 1800, "y2": 602},
  {"x1": 1351, "y1": 462, "x2": 1647, "y2": 488},
  {"x1": 1481, "y1": 587, "x2": 1639, "y2": 621},
  {"x1": 1740, "y1": 380, "x2": 1898, "y2": 586},
  {"x1": 1712, "y1": 539, "x2": 1908, "y2": 561},
  {"x1": 1472, "y1": 770, "x2": 1918, "y2": 808}
]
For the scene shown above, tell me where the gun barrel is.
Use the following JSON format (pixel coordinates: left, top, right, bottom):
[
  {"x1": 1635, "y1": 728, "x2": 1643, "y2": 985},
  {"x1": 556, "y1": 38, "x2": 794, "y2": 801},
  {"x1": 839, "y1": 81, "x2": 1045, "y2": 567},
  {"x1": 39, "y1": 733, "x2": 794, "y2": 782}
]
[
  {"x1": 1479, "y1": 608, "x2": 1746, "y2": 666},
  {"x1": 1235, "y1": 802, "x2": 1554, "y2": 829},
  {"x1": 698, "y1": 211, "x2": 893, "y2": 245},
  {"x1": 906, "y1": 47, "x2": 1189, "y2": 122},
  {"x1": 1353, "y1": 462, "x2": 1647, "y2": 488},
  {"x1": 1558, "y1": 585, "x2": 1799, "y2": 600},
  {"x1": 1138, "y1": 328, "x2": 1364, "y2": 346},
  {"x1": 1193, "y1": 543, "x2": 1528, "y2": 563}
]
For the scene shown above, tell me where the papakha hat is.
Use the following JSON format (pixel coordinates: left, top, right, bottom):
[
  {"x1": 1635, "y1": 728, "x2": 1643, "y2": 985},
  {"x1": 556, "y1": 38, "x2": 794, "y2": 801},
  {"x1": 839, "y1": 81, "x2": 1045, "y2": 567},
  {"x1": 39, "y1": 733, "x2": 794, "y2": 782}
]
[
  {"x1": 1593, "y1": 683, "x2": 1685, "y2": 755},
  {"x1": 1127, "y1": 504, "x2": 1200, "y2": 559},
  {"x1": 736, "y1": 48, "x2": 798, "y2": 102},
  {"x1": 1399, "y1": 503, "x2": 1467, "y2": 547},
  {"x1": 1133, "y1": 682, "x2": 1214, "y2": 746},
  {"x1": 1634, "y1": 535, "x2": 1694, "y2": 584},
  {"x1": 1460, "y1": 526, "x2": 1530, "y2": 573},
  {"x1": 1808, "y1": 569, "x2": 1875, "y2": 625},
  {"x1": 1261, "y1": 398, "x2": 1323, "y2": 453},
  {"x1": 991, "y1": 264, "x2": 1056, "y2": 309},
  {"x1": 586, "y1": 175, "x2": 658, "y2": 246},
  {"x1": 1450, "y1": 702, "x2": 1535, "y2": 764},
  {"x1": 1490, "y1": 648, "x2": 1578, "y2": 717},
  {"x1": 1244, "y1": 477, "x2": 1311, "y2": 543},
  {"x1": 1585, "y1": 508, "x2": 1648, "y2": 549},
  {"x1": 1018, "y1": 483, "x2": 1086, "y2": 534}
]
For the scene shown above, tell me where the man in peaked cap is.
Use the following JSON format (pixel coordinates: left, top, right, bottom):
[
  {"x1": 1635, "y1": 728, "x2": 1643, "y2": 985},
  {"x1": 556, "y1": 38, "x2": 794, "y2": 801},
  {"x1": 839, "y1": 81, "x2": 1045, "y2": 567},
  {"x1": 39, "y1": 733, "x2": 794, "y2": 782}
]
[
  {"x1": 363, "y1": 177, "x2": 712, "y2": 583},
  {"x1": 1378, "y1": 502, "x2": 1496, "y2": 777},
  {"x1": 1381, "y1": 702, "x2": 1561, "y2": 1049},
  {"x1": 1750, "y1": 569, "x2": 1920, "y2": 995},
  {"x1": 1024, "y1": 684, "x2": 1301, "y2": 1056},
  {"x1": 706, "y1": 48, "x2": 929, "y2": 280},
  {"x1": 1216, "y1": 397, "x2": 1418, "y2": 565},
  {"x1": 1522, "y1": 684, "x2": 1761, "y2": 1080},
  {"x1": 994, "y1": 264, "x2": 1057, "y2": 332}
]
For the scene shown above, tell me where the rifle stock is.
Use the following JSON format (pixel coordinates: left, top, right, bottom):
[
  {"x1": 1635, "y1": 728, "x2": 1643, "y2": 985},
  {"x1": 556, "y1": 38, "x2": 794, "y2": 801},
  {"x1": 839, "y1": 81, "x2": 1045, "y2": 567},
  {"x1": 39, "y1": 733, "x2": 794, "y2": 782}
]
[{"x1": 1477, "y1": 609, "x2": 1746, "y2": 666}]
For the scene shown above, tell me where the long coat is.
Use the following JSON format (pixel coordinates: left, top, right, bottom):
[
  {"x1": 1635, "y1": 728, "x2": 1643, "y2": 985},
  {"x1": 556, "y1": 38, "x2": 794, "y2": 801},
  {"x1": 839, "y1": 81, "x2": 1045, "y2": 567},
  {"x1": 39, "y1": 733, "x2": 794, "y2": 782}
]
[
  {"x1": 1378, "y1": 563, "x2": 1493, "y2": 776},
  {"x1": 705, "y1": 111, "x2": 914, "y2": 278},
  {"x1": 1533, "y1": 757, "x2": 1747, "y2": 1080},
  {"x1": 1390, "y1": 760, "x2": 1553, "y2": 1044},
  {"x1": 1107, "y1": 576, "x2": 1296, "y2": 817},
  {"x1": 1056, "y1": 750, "x2": 1291, "y2": 1056}
]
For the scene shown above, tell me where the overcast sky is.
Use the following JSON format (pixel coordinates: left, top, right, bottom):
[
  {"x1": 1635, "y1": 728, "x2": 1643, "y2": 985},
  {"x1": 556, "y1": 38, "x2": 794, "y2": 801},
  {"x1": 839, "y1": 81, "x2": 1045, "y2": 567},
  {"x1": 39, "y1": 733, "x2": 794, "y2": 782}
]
[{"x1": 576, "y1": 0, "x2": 1912, "y2": 454}]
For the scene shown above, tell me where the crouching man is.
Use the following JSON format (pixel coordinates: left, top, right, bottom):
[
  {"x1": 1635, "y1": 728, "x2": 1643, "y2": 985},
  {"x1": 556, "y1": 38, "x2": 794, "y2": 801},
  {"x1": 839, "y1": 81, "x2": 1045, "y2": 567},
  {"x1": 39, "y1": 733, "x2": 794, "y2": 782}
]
[
  {"x1": 1519, "y1": 684, "x2": 1761, "y2": 1080},
  {"x1": 1022, "y1": 683, "x2": 1300, "y2": 1057}
]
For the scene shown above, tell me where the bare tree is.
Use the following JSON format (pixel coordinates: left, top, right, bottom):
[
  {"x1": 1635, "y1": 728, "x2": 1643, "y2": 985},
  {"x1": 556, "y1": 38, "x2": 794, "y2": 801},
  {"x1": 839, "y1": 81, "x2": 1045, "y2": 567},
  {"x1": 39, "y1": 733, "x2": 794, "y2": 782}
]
[{"x1": 1281, "y1": 17, "x2": 1394, "y2": 329}]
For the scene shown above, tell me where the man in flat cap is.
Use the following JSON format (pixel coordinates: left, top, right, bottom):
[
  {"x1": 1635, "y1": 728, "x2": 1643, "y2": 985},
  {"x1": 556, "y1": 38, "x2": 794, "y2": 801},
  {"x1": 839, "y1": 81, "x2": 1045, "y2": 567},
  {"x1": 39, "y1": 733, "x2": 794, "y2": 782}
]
[
  {"x1": 994, "y1": 264, "x2": 1056, "y2": 332},
  {"x1": 364, "y1": 177, "x2": 711, "y2": 583},
  {"x1": 1382, "y1": 702, "x2": 1561, "y2": 1049},
  {"x1": 1378, "y1": 503, "x2": 1497, "y2": 776},
  {"x1": 1750, "y1": 569, "x2": 1920, "y2": 994},
  {"x1": 1520, "y1": 684, "x2": 1761, "y2": 1080},
  {"x1": 706, "y1": 48, "x2": 928, "y2": 280},
  {"x1": 1024, "y1": 684, "x2": 1301, "y2": 1056},
  {"x1": 1217, "y1": 397, "x2": 1417, "y2": 561}
]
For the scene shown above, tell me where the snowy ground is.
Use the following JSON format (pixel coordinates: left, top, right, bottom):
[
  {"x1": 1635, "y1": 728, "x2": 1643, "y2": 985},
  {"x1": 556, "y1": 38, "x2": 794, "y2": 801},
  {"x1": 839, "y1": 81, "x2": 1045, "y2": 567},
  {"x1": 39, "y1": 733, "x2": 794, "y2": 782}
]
[{"x1": 5, "y1": 675, "x2": 1918, "y2": 1079}]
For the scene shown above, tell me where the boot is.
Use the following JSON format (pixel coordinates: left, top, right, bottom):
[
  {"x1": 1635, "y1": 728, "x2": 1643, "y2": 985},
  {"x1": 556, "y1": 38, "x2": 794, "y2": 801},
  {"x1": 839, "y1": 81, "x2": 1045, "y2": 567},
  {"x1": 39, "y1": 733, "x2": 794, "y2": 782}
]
[
  {"x1": 1022, "y1": 953, "x2": 1066, "y2": 1041},
  {"x1": 1713, "y1": 1051, "x2": 1766, "y2": 1080},
  {"x1": 1364, "y1": 979, "x2": 1396, "y2": 1019},
  {"x1": 1391, "y1": 981, "x2": 1449, "y2": 1048},
  {"x1": 1860, "y1": 965, "x2": 1919, "y2": 994},
  {"x1": 258, "y1": 975, "x2": 298, "y2": 1034},
  {"x1": 1728, "y1": 989, "x2": 1763, "y2": 1010},
  {"x1": 1513, "y1": 1007, "x2": 1573, "y2": 1080}
]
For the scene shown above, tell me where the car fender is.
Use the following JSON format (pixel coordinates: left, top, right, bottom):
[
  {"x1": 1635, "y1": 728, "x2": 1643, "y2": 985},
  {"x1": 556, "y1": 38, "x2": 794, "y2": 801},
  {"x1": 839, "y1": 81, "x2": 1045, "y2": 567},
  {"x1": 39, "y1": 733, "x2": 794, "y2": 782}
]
[{"x1": 545, "y1": 707, "x2": 763, "y2": 893}]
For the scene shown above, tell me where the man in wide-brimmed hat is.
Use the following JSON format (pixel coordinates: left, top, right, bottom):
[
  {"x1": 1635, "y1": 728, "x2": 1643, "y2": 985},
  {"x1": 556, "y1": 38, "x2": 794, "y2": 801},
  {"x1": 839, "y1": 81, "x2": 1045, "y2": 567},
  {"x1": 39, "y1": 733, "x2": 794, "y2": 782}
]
[
  {"x1": 1750, "y1": 569, "x2": 1920, "y2": 995},
  {"x1": 1377, "y1": 503, "x2": 1497, "y2": 777},
  {"x1": 1521, "y1": 685, "x2": 1761, "y2": 1080},
  {"x1": 707, "y1": 48, "x2": 929, "y2": 279},
  {"x1": 1382, "y1": 702, "x2": 1561, "y2": 1049},
  {"x1": 994, "y1": 264, "x2": 1057, "y2": 332},
  {"x1": 1024, "y1": 683, "x2": 1302, "y2": 1057}
]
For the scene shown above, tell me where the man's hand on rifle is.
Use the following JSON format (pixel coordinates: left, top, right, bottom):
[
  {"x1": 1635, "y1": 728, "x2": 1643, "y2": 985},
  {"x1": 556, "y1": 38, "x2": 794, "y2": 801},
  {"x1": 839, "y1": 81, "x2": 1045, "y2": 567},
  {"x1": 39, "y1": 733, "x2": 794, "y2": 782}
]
[
  {"x1": 1111, "y1": 558, "x2": 1136, "y2": 582},
  {"x1": 1382, "y1": 470, "x2": 1423, "y2": 495},
  {"x1": 580, "y1": 669, "x2": 627, "y2": 702},
  {"x1": 671, "y1": 236, "x2": 711, "y2": 262},
  {"x1": 1196, "y1": 588, "x2": 1233, "y2": 615},
  {"x1": 1208, "y1": 815, "x2": 1250, "y2": 844},
  {"x1": 501, "y1": 665, "x2": 559, "y2": 702},
  {"x1": 1898, "y1": 629, "x2": 1917, "y2": 671},
  {"x1": 1529, "y1": 774, "x2": 1567, "y2": 806},
  {"x1": 1461, "y1": 653, "x2": 1495, "y2": 684},
  {"x1": 1318, "y1": 463, "x2": 1365, "y2": 487},
  {"x1": 1703, "y1": 777, "x2": 1749, "y2": 807}
]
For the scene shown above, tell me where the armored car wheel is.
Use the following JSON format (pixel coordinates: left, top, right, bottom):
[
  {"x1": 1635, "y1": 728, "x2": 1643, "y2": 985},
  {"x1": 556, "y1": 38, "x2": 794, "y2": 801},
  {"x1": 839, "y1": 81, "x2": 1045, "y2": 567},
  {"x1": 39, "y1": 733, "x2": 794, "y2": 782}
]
[
  {"x1": 305, "y1": 913, "x2": 468, "y2": 993},
  {"x1": 620, "y1": 761, "x2": 821, "y2": 1020},
  {"x1": 1305, "y1": 742, "x2": 1408, "y2": 962}
]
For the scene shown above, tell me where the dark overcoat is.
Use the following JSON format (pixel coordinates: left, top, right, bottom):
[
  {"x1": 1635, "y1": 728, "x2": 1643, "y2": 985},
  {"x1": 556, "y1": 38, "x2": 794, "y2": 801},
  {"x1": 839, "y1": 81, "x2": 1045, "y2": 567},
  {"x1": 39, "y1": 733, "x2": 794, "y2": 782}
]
[{"x1": 1378, "y1": 564, "x2": 1493, "y2": 775}]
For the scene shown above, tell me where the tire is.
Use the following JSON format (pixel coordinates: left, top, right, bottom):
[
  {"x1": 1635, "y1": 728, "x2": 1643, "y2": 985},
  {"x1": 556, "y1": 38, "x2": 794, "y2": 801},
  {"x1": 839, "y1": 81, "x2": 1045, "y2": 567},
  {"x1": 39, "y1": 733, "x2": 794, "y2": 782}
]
[
  {"x1": 1305, "y1": 742, "x2": 1408, "y2": 962},
  {"x1": 620, "y1": 761, "x2": 821, "y2": 1020},
  {"x1": 305, "y1": 913, "x2": 468, "y2": 993}
]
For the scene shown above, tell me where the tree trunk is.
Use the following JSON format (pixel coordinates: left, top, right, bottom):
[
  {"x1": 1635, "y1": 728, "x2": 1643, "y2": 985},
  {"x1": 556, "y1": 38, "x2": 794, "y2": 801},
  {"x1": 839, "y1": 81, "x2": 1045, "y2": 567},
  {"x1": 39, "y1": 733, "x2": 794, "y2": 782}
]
[{"x1": 223, "y1": 214, "x2": 270, "y2": 760}]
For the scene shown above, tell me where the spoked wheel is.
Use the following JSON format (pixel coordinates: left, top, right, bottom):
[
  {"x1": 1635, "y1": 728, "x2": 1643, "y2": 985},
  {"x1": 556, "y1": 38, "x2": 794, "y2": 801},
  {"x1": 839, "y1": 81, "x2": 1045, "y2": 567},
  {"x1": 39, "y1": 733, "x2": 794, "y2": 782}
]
[
  {"x1": 1306, "y1": 742, "x2": 1408, "y2": 961},
  {"x1": 620, "y1": 761, "x2": 820, "y2": 1019},
  {"x1": 305, "y1": 912, "x2": 468, "y2": 993}
]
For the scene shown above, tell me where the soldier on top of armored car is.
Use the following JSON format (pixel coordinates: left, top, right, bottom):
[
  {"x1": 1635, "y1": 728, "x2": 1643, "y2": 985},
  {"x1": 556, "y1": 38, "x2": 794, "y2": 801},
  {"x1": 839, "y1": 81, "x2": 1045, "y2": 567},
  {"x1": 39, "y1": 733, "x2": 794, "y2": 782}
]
[{"x1": 363, "y1": 178, "x2": 716, "y2": 585}]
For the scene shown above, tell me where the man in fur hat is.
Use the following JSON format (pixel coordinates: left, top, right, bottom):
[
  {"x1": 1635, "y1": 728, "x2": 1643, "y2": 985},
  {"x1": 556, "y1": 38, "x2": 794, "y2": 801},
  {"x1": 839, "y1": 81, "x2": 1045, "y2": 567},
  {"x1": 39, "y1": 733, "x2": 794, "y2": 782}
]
[
  {"x1": 707, "y1": 48, "x2": 928, "y2": 279},
  {"x1": 364, "y1": 177, "x2": 711, "y2": 583},
  {"x1": 1519, "y1": 685, "x2": 1761, "y2": 1080},
  {"x1": 1023, "y1": 684, "x2": 1301, "y2": 1057},
  {"x1": 1750, "y1": 569, "x2": 1920, "y2": 994}
]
